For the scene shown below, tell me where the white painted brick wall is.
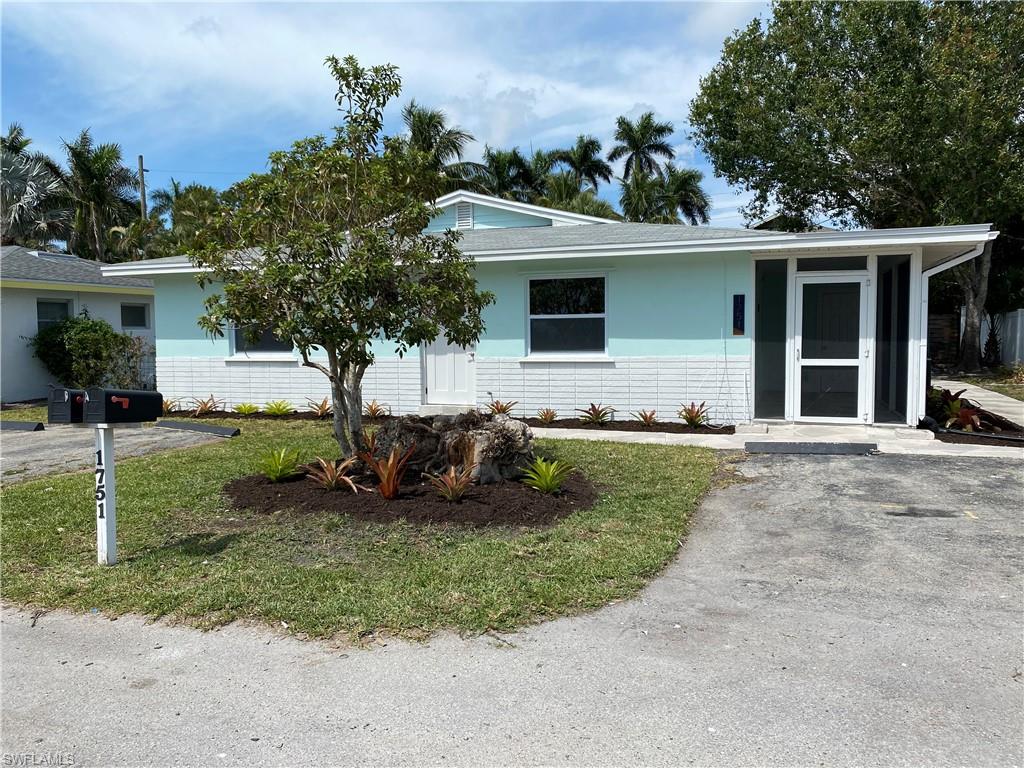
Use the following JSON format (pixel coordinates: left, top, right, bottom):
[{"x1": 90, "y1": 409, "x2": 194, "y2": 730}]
[{"x1": 155, "y1": 355, "x2": 753, "y2": 422}]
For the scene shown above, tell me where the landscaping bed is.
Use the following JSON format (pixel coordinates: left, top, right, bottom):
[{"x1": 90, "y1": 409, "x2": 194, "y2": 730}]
[
  {"x1": 0, "y1": 418, "x2": 718, "y2": 640},
  {"x1": 932, "y1": 429, "x2": 1024, "y2": 448},
  {"x1": 524, "y1": 418, "x2": 735, "y2": 434},
  {"x1": 225, "y1": 470, "x2": 596, "y2": 526},
  {"x1": 922, "y1": 385, "x2": 1024, "y2": 448}
]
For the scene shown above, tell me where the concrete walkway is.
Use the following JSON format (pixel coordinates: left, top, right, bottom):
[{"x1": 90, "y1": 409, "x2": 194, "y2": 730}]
[
  {"x1": 2, "y1": 453, "x2": 1021, "y2": 766},
  {"x1": 533, "y1": 423, "x2": 1024, "y2": 459},
  {"x1": 933, "y1": 378, "x2": 1024, "y2": 426}
]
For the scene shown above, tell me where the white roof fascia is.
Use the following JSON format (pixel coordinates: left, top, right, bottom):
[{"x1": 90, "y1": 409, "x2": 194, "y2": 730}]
[
  {"x1": 468, "y1": 224, "x2": 998, "y2": 262},
  {"x1": 433, "y1": 190, "x2": 616, "y2": 226},
  {"x1": 102, "y1": 261, "x2": 207, "y2": 277}
]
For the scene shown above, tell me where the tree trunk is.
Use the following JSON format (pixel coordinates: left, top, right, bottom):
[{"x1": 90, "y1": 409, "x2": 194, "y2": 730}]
[
  {"x1": 328, "y1": 357, "x2": 367, "y2": 457},
  {"x1": 955, "y1": 243, "x2": 992, "y2": 372}
]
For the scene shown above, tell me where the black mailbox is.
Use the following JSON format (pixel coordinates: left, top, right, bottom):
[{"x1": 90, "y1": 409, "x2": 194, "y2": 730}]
[
  {"x1": 84, "y1": 388, "x2": 163, "y2": 424},
  {"x1": 48, "y1": 387, "x2": 88, "y2": 423}
]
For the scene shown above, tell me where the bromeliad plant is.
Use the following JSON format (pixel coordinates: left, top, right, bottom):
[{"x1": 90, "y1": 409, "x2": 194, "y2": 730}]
[
  {"x1": 162, "y1": 398, "x2": 181, "y2": 416},
  {"x1": 632, "y1": 409, "x2": 658, "y2": 427},
  {"x1": 263, "y1": 400, "x2": 295, "y2": 416},
  {"x1": 427, "y1": 463, "x2": 477, "y2": 502},
  {"x1": 305, "y1": 456, "x2": 363, "y2": 492},
  {"x1": 306, "y1": 397, "x2": 333, "y2": 418},
  {"x1": 576, "y1": 403, "x2": 615, "y2": 425},
  {"x1": 357, "y1": 429, "x2": 417, "y2": 500},
  {"x1": 257, "y1": 446, "x2": 301, "y2": 483},
  {"x1": 233, "y1": 402, "x2": 259, "y2": 415},
  {"x1": 191, "y1": 395, "x2": 223, "y2": 417},
  {"x1": 363, "y1": 399, "x2": 390, "y2": 419},
  {"x1": 486, "y1": 399, "x2": 518, "y2": 415},
  {"x1": 522, "y1": 456, "x2": 574, "y2": 495},
  {"x1": 536, "y1": 408, "x2": 558, "y2": 425},
  {"x1": 944, "y1": 399, "x2": 983, "y2": 431},
  {"x1": 678, "y1": 401, "x2": 710, "y2": 428}
]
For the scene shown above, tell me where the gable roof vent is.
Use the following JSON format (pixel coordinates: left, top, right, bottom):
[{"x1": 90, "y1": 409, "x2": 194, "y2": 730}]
[{"x1": 455, "y1": 202, "x2": 473, "y2": 230}]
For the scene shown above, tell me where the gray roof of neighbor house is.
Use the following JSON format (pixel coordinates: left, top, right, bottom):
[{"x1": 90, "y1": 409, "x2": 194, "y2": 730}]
[
  {"x1": 456, "y1": 223, "x2": 773, "y2": 252},
  {"x1": 0, "y1": 246, "x2": 153, "y2": 289}
]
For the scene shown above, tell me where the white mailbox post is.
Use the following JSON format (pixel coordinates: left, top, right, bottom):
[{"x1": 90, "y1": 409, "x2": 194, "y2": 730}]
[{"x1": 93, "y1": 424, "x2": 118, "y2": 565}]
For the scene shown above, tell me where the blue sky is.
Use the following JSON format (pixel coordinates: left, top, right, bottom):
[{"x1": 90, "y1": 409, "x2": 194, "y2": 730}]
[{"x1": 1, "y1": 1, "x2": 766, "y2": 226}]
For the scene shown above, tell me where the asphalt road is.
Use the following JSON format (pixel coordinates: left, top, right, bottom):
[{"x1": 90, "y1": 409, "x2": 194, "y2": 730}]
[{"x1": 2, "y1": 453, "x2": 1022, "y2": 766}]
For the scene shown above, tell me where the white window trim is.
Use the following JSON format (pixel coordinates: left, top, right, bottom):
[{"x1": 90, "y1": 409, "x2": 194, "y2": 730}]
[
  {"x1": 525, "y1": 273, "x2": 608, "y2": 357},
  {"x1": 226, "y1": 325, "x2": 296, "y2": 362}
]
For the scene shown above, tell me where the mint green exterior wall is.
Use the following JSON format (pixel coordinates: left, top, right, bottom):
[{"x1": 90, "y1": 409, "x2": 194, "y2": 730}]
[
  {"x1": 152, "y1": 274, "x2": 418, "y2": 358},
  {"x1": 425, "y1": 203, "x2": 552, "y2": 233},
  {"x1": 153, "y1": 274, "x2": 228, "y2": 357},
  {"x1": 473, "y1": 252, "x2": 752, "y2": 358}
]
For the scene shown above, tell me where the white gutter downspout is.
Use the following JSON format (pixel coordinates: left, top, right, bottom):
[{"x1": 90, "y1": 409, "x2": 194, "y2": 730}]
[{"x1": 914, "y1": 242, "x2": 988, "y2": 422}]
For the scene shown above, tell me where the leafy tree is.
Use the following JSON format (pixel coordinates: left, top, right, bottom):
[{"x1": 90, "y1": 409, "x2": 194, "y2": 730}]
[
  {"x1": 400, "y1": 101, "x2": 486, "y2": 194},
  {"x1": 55, "y1": 130, "x2": 140, "y2": 262},
  {"x1": 607, "y1": 112, "x2": 675, "y2": 181},
  {"x1": 191, "y1": 56, "x2": 494, "y2": 456},
  {"x1": 550, "y1": 135, "x2": 613, "y2": 191},
  {"x1": 689, "y1": 1, "x2": 1024, "y2": 370}
]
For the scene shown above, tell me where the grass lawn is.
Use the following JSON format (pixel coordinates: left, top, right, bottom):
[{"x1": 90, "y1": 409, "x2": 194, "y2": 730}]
[
  {"x1": 0, "y1": 405, "x2": 47, "y2": 423},
  {"x1": 1, "y1": 418, "x2": 718, "y2": 640}
]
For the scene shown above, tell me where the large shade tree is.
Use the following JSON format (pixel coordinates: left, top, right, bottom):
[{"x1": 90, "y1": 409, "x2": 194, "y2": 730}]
[
  {"x1": 689, "y1": 0, "x2": 1024, "y2": 370},
  {"x1": 191, "y1": 56, "x2": 494, "y2": 456}
]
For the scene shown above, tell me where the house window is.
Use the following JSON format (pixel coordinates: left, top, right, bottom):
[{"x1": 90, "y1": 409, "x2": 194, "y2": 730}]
[
  {"x1": 120, "y1": 303, "x2": 148, "y2": 329},
  {"x1": 37, "y1": 300, "x2": 71, "y2": 331},
  {"x1": 528, "y1": 276, "x2": 606, "y2": 354},
  {"x1": 232, "y1": 326, "x2": 293, "y2": 354}
]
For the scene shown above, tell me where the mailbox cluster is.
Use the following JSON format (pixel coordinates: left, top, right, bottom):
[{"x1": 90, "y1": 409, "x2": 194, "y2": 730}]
[{"x1": 48, "y1": 387, "x2": 163, "y2": 424}]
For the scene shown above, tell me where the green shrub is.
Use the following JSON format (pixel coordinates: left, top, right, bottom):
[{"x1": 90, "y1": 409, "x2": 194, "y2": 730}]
[
  {"x1": 233, "y1": 403, "x2": 259, "y2": 415},
  {"x1": 257, "y1": 447, "x2": 301, "y2": 482},
  {"x1": 263, "y1": 400, "x2": 295, "y2": 416},
  {"x1": 28, "y1": 310, "x2": 152, "y2": 389},
  {"x1": 522, "y1": 456, "x2": 574, "y2": 494}
]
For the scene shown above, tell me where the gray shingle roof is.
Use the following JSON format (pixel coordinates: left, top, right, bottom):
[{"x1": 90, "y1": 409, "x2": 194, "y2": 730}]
[
  {"x1": 0, "y1": 246, "x2": 153, "y2": 289},
  {"x1": 455, "y1": 223, "x2": 772, "y2": 253}
]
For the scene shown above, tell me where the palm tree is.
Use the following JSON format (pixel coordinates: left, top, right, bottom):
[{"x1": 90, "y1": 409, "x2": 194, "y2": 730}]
[
  {"x1": 537, "y1": 171, "x2": 619, "y2": 219},
  {"x1": 401, "y1": 101, "x2": 485, "y2": 195},
  {"x1": 478, "y1": 146, "x2": 540, "y2": 202},
  {"x1": 150, "y1": 178, "x2": 184, "y2": 224},
  {"x1": 607, "y1": 112, "x2": 675, "y2": 181},
  {"x1": 0, "y1": 149, "x2": 70, "y2": 248},
  {"x1": 2, "y1": 123, "x2": 33, "y2": 155},
  {"x1": 550, "y1": 135, "x2": 613, "y2": 192},
  {"x1": 55, "y1": 130, "x2": 139, "y2": 262},
  {"x1": 619, "y1": 172, "x2": 677, "y2": 224},
  {"x1": 663, "y1": 163, "x2": 711, "y2": 225}
]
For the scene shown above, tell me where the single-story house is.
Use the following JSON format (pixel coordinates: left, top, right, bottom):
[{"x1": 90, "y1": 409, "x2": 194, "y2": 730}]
[
  {"x1": 101, "y1": 191, "x2": 998, "y2": 426},
  {"x1": 0, "y1": 245, "x2": 155, "y2": 403}
]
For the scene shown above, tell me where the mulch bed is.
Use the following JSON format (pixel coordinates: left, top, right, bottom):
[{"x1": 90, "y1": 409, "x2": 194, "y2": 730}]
[
  {"x1": 165, "y1": 410, "x2": 396, "y2": 424},
  {"x1": 224, "y1": 471, "x2": 598, "y2": 527},
  {"x1": 524, "y1": 418, "x2": 735, "y2": 435},
  {"x1": 932, "y1": 430, "x2": 1024, "y2": 448}
]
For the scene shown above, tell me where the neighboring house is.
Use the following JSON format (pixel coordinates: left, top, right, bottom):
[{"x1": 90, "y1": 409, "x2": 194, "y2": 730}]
[
  {"x1": 102, "y1": 190, "x2": 997, "y2": 427},
  {"x1": 0, "y1": 246, "x2": 155, "y2": 403}
]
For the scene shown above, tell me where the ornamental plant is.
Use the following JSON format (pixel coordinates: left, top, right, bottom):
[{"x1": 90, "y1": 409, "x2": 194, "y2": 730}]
[
  {"x1": 427, "y1": 464, "x2": 476, "y2": 503},
  {"x1": 632, "y1": 409, "x2": 658, "y2": 427},
  {"x1": 357, "y1": 429, "x2": 416, "y2": 500},
  {"x1": 363, "y1": 399, "x2": 390, "y2": 419},
  {"x1": 678, "y1": 401, "x2": 710, "y2": 428},
  {"x1": 190, "y1": 55, "x2": 493, "y2": 457},
  {"x1": 29, "y1": 310, "x2": 151, "y2": 389},
  {"x1": 536, "y1": 408, "x2": 558, "y2": 425},
  {"x1": 257, "y1": 447, "x2": 301, "y2": 483},
  {"x1": 232, "y1": 403, "x2": 259, "y2": 415},
  {"x1": 305, "y1": 456, "x2": 363, "y2": 492},
  {"x1": 191, "y1": 395, "x2": 223, "y2": 417},
  {"x1": 486, "y1": 399, "x2": 518, "y2": 415},
  {"x1": 263, "y1": 400, "x2": 295, "y2": 417},
  {"x1": 522, "y1": 456, "x2": 574, "y2": 495},
  {"x1": 576, "y1": 403, "x2": 615, "y2": 425},
  {"x1": 306, "y1": 397, "x2": 333, "y2": 418}
]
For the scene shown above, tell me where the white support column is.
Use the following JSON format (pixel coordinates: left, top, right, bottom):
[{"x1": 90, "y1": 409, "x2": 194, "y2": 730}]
[
  {"x1": 94, "y1": 425, "x2": 117, "y2": 566},
  {"x1": 908, "y1": 248, "x2": 926, "y2": 424}
]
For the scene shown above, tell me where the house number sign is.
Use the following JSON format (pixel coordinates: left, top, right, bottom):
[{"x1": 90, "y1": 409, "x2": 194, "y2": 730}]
[{"x1": 93, "y1": 426, "x2": 118, "y2": 565}]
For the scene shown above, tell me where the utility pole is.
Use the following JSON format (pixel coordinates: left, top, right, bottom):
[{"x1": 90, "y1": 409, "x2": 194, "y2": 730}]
[{"x1": 138, "y1": 155, "x2": 148, "y2": 219}]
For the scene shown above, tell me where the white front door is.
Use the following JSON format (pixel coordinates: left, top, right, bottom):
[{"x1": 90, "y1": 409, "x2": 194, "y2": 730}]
[
  {"x1": 794, "y1": 275, "x2": 870, "y2": 422},
  {"x1": 423, "y1": 337, "x2": 475, "y2": 405}
]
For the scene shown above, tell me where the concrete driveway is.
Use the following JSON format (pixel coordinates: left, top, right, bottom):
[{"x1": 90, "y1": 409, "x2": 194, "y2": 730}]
[
  {"x1": 0, "y1": 424, "x2": 220, "y2": 483},
  {"x1": 2, "y1": 453, "x2": 1021, "y2": 766}
]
